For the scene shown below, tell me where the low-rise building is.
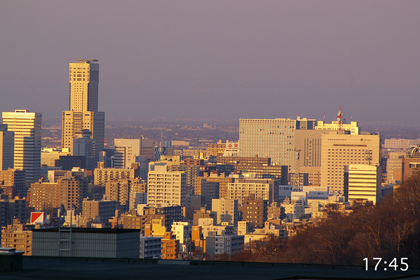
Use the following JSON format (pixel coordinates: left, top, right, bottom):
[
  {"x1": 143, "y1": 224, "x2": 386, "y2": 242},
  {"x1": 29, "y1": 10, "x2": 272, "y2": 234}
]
[
  {"x1": 139, "y1": 236, "x2": 162, "y2": 259},
  {"x1": 1, "y1": 219, "x2": 32, "y2": 256},
  {"x1": 205, "y1": 235, "x2": 244, "y2": 255},
  {"x1": 32, "y1": 228, "x2": 140, "y2": 258},
  {"x1": 82, "y1": 199, "x2": 118, "y2": 224}
]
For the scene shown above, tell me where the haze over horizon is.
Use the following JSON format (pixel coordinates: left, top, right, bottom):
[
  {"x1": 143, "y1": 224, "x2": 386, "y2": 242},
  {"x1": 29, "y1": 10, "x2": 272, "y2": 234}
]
[{"x1": 1, "y1": 1, "x2": 419, "y2": 125}]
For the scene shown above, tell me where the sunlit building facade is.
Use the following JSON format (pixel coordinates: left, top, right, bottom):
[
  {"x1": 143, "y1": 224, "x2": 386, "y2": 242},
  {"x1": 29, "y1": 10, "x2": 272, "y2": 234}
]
[
  {"x1": 2, "y1": 110, "x2": 42, "y2": 182},
  {"x1": 62, "y1": 59, "x2": 104, "y2": 162},
  {"x1": 239, "y1": 117, "x2": 315, "y2": 171}
]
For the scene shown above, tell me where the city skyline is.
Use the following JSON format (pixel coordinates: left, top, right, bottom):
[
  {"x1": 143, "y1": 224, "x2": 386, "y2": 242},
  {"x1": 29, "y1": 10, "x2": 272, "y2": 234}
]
[
  {"x1": 1, "y1": 1, "x2": 420, "y2": 125},
  {"x1": 1, "y1": 1, "x2": 420, "y2": 272}
]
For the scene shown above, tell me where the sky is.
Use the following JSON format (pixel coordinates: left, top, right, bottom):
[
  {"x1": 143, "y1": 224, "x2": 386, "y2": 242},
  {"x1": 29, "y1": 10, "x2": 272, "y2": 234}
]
[{"x1": 1, "y1": 1, "x2": 419, "y2": 125}]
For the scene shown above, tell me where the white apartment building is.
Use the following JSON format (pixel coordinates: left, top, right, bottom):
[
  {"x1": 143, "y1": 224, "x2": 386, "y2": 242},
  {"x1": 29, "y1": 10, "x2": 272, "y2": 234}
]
[
  {"x1": 147, "y1": 163, "x2": 186, "y2": 207},
  {"x1": 197, "y1": 218, "x2": 235, "y2": 239},
  {"x1": 2, "y1": 110, "x2": 42, "y2": 182},
  {"x1": 320, "y1": 133, "x2": 380, "y2": 194},
  {"x1": 171, "y1": 221, "x2": 191, "y2": 250}
]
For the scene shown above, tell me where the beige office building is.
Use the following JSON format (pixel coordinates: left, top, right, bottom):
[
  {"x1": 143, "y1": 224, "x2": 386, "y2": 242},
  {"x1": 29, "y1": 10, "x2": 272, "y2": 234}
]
[
  {"x1": 239, "y1": 117, "x2": 315, "y2": 171},
  {"x1": 114, "y1": 139, "x2": 141, "y2": 169},
  {"x1": 384, "y1": 138, "x2": 420, "y2": 149},
  {"x1": 2, "y1": 110, "x2": 42, "y2": 182},
  {"x1": 386, "y1": 152, "x2": 405, "y2": 184},
  {"x1": 293, "y1": 129, "x2": 332, "y2": 186},
  {"x1": 345, "y1": 164, "x2": 382, "y2": 205},
  {"x1": 321, "y1": 134, "x2": 380, "y2": 194},
  {"x1": 62, "y1": 59, "x2": 104, "y2": 161},
  {"x1": 94, "y1": 168, "x2": 136, "y2": 187},
  {"x1": 315, "y1": 120, "x2": 360, "y2": 135},
  {"x1": 227, "y1": 179, "x2": 274, "y2": 207}
]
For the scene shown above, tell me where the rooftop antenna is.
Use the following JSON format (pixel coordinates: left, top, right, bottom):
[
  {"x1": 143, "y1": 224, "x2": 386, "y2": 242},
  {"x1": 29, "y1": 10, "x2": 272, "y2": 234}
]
[
  {"x1": 160, "y1": 128, "x2": 163, "y2": 148},
  {"x1": 337, "y1": 107, "x2": 343, "y2": 131}
]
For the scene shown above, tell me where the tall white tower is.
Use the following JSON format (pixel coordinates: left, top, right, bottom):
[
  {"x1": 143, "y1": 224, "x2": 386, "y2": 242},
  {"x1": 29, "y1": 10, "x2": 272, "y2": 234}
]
[{"x1": 2, "y1": 109, "x2": 42, "y2": 182}]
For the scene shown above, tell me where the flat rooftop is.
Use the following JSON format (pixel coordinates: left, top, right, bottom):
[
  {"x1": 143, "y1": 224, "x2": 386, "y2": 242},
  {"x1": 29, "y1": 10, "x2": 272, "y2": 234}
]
[{"x1": 1, "y1": 257, "x2": 419, "y2": 280}]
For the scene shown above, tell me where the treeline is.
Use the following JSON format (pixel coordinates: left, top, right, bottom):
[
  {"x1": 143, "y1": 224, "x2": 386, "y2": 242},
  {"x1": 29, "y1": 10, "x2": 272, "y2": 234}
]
[{"x1": 213, "y1": 173, "x2": 420, "y2": 268}]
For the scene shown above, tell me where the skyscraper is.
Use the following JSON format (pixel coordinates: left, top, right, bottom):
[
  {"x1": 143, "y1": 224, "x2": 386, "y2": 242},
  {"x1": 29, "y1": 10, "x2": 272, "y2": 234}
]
[
  {"x1": 62, "y1": 59, "x2": 105, "y2": 165},
  {"x1": 2, "y1": 110, "x2": 42, "y2": 182}
]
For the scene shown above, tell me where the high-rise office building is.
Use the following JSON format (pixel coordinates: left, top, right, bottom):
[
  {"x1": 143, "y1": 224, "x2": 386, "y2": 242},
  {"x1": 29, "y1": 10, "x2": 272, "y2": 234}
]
[
  {"x1": 2, "y1": 110, "x2": 42, "y2": 183},
  {"x1": 320, "y1": 133, "x2": 380, "y2": 194},
  {"x1": 0, "y1": 124, "x2": 14, "y2": 170},
  {"x1": 239, "y1": 117, "x2": 316, "y2": 171},
  {"x1": 293, "y1": 129, "x2": 340, "y2": 186},
  {"x1": 69, "y1": 59, "x2": 99, "y2": 112},
  {"x1": 62, "y1": 59, "x2": 105, "y2": 163}
]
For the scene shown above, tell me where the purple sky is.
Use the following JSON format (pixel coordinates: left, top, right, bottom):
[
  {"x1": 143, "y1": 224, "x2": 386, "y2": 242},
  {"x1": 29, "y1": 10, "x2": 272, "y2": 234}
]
[{"x1": 1, "y1": 1, "x2": 419, "y2": 125}]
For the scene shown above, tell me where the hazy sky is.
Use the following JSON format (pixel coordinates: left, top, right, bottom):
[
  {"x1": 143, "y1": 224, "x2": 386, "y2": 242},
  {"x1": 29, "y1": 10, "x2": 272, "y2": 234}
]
[{"x1": 1, "y1": 1, "x2": 419, "y2": 125}]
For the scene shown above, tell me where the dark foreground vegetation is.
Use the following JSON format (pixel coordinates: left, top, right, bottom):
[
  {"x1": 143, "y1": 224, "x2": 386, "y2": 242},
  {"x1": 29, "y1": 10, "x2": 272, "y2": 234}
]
[{"x1": 212, "y1": 174, "x2": 420, "y2": 268}]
